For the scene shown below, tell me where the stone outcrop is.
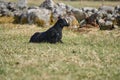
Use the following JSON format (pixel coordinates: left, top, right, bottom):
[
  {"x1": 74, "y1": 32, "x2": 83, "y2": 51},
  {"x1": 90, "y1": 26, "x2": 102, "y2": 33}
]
[{"x1": 0, "y1": 0, "x2": 120, "y2": 30}]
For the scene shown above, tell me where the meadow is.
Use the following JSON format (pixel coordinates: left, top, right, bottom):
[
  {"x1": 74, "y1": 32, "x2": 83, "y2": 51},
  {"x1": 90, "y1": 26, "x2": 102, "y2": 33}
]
[
  {"x1": 8, "y1": 0, "x2": 120, "y2": 8},
  {"x1": 0, "y1": 0, "x2": 120, "y2": 80}
]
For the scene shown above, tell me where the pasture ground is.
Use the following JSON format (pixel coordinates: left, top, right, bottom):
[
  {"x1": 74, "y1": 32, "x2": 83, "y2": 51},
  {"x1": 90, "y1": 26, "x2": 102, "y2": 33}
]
[
  {"x1": 0, "y1": 0, "x2": 120, "y2": 80},
  {"x1": 0, "y1": 24, "x2": 120, "y2": 80}
]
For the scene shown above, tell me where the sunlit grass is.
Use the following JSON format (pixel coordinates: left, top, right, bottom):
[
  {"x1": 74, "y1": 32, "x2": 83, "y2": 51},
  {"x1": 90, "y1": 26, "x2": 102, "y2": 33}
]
[{"x1": 0, "y1": 24, "x2": 120, "y2": 80}]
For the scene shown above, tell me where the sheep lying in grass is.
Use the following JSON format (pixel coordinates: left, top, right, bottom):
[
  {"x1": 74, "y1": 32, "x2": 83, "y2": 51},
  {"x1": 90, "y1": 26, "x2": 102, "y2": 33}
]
[{"x1": 29, "y1": 18, "x2": 69, "y2": 43}]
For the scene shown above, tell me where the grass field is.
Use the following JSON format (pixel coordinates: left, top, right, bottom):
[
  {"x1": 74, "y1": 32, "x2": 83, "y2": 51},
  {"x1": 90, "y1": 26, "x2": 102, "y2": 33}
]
[
  {"x1": 7, "y1": 0, "x2": 120, "y2": 8},
  {"x1": 0, "y1": 24, "x2": 120, "y2": 80},
  {"x1": 0, "y1": 0, "x2": 120, "y2": 80}
]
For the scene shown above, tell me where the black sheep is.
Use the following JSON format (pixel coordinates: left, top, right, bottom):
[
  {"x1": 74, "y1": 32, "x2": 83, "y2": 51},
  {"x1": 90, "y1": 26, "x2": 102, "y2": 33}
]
[{"x1": 29, "y1": 18, "x2": 69, "y2": 43}]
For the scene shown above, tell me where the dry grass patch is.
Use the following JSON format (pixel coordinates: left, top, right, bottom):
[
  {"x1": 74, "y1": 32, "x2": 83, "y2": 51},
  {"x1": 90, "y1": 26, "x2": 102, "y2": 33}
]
[{"x1": 0, "y1": 16, "x2": 15, "y2": 23}]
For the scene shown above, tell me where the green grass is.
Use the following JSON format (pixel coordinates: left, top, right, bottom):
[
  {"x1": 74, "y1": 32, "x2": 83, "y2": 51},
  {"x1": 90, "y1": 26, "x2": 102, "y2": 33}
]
[
  {"x1": 7, "y1": 0, "x2": 120, "y2": 8},
  {"x1": 0, "y1": 24, "x2": 120, "y2": 80}
]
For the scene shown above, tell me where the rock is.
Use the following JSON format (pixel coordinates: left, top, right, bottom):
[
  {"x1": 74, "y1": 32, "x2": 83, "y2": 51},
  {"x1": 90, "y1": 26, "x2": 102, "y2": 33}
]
[
  {"x1": 57, "y1": 3, "x2": 67, "y2": 11},
  {"x1": 99, "y1": 6, "x2": 114, "y2": 14},
  {"x1": 85, "y1": 13, "x2": 99, "y2": 27},
  {"x1": 18, "y1": 11, "x2": 28, "y2": 24},
  {"x1": 65, "y1": 12, "x2": 79, "y2": 29},
  {"x1": 40, "y1": 0, "x2": 68, "y2": 22},
  {"x1": 116, "y1": 16, "x2": 120, "y2": 26},
  {"x1": 115, "y1": 5, "x2": 120, "y2": 14},
  {"x1": 82, "y1": 7, "x2": 98, "y2": 13},
  {"x1": 79, "y1": 19, "x2": 87, "y2": 27},
  {"x1": 0, "y1": 1, "x2": 7, "y2": 10},
  {"x1": 52, "y1": 3, "x2": 67, "y2": 20},
  {"x1": 71, "y1": 8, "x2": 85, "y2": 23},
  {"x1": 79, "y1": 13, "x2": 99, "y2": 28},
  {"x1": 1, "y1": 8, "x2": 14, "y2": 16},
  {"x1": 66, "y1": 5, "x2": 74, "y2": 12},
  {"x1": 97, "y1": 10, "x2": 107, "y2": 19},
  {"x1": 0, "y1": 0, "x2": 119, "y2": 30},
  {"x1": 98, "y1": 19, "x2": 114, "y2": 30},
  {"x1": 17, "y1": 0, "x2": 28, "y2": 10},
  {"x1": 25, "y1": 8, "x2": 51, "y2": 26},
  {"x1": 107, "y1": 14, "x2": 113, "y2": 19},
  {"x1": 13, "y1": 10, "x2": 24, "y2": 23},
  {"x1": 39, "y1": 0, "x2": 56, "y2": 10},
  {"x1": 7, "y1": 2, "x2": 17, "y2": 11},
  {"x1": 114, "y1": 25, "x2": 119, "y2": 29},
  {"x1": 85, "y1": 11, "x2": 93, "y2": 17},
  {"x1": 0, "y1": 1, "x2": 19, "y2": 17}
]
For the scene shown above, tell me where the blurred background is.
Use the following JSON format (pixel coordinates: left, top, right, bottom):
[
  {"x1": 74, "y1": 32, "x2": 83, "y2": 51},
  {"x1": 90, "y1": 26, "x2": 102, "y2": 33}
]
[{"x1": 6, "y1": 0, "x2": 120, "y2": 8}]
